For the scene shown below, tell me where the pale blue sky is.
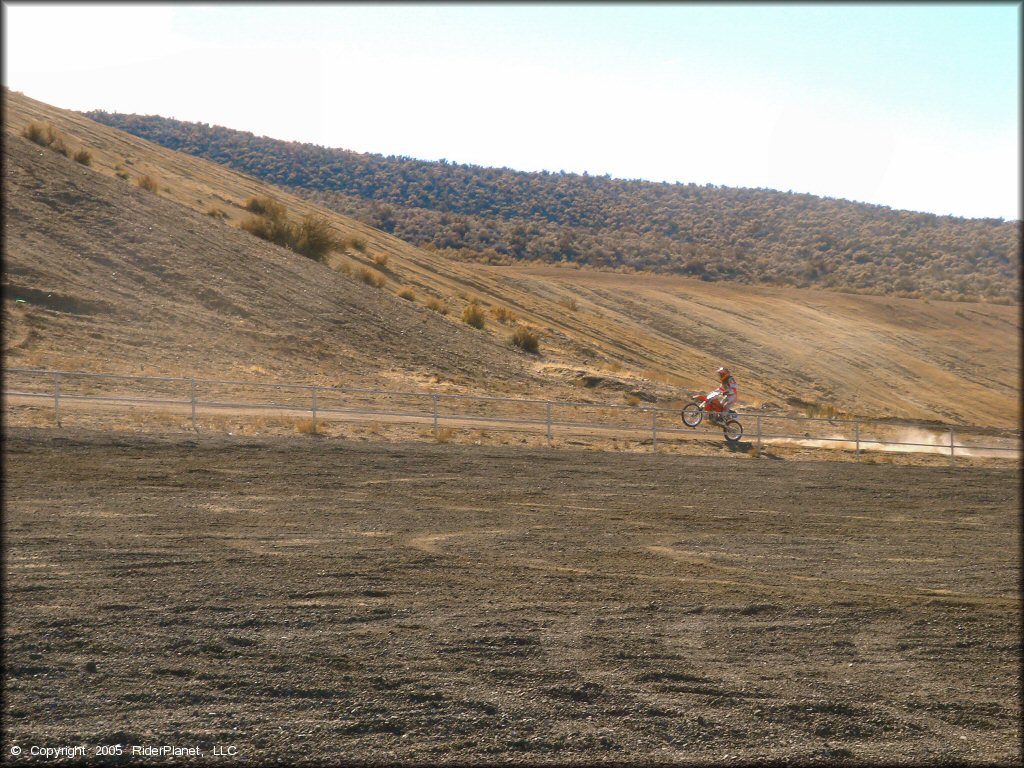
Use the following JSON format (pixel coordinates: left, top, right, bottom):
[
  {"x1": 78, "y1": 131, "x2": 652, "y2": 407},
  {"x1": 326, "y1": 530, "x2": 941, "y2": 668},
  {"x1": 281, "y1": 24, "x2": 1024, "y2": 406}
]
[{"x1": 3, "y1": 2, "x2": 1020, "y2": 220}]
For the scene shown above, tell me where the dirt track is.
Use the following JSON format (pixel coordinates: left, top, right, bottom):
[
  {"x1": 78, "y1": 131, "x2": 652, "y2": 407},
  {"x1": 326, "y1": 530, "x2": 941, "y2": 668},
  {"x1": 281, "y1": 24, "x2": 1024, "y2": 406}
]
[{"x1": 3, "y1": 426, "x2": 1021, "y2": 765}]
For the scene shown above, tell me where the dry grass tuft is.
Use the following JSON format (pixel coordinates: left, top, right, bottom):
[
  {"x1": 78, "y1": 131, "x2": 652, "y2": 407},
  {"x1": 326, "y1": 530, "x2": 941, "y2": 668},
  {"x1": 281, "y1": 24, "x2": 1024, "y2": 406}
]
[
  {"x1": 244, "y1": 195, "x2": 287, "y2": 220},
  {"x1": 434, "y1": 427, "x2": 456, "y2": 443},
  {"x1": 238, "y1": 197, "x2": 335, "y2": 261},
  {"x1": 356, "y1": 266, "x2": 386, "y2": 288},
  {"x1": 22, "y1": 121, "x2": 53, "y2": 146},
  {"x1": 462, "y1": 300, "x2": 486, "y2": 330},
  {"x1": 294, "y1": 418, "x2": 318, "y2": 434},
  {"x1": 397, "y1": 287, "x2": 416, "y2": 301},
  {"x1": 343, "y1": 236, "x2": 368, "y2": 253},
  {"x1": 22, "y1": 121, "x2": 71, "y2": 156},
  {"x1": 137, "y1": 174, "x2": 160, "y2": 193},
  {"x1": 240, "y1": 213, "x2": 290, "y2": 246},
  {"x1": 559, "y1": 296, "x2": 579, "y2": 312},
  {"x1": 426, "y1": 297, "x2": 449, "y2": 315},
  {"x1": 491, "y1": 305, "x2": 517, "y2": 324},
  {"x1": 206, "y1": 206, "x2": 228, "y2": 220},
  {"x1": 72, "y1": 149, "x2": 92, "y2": 166},
  {"x1": 293, "y1": 213, "x2": 336, "y2": 261},
  {"x1": 373, "y1": 252, "x2": 390, "y2": 267},
  {"x1": 511, "y1": 324, "x2": 540, "y2": 354}
]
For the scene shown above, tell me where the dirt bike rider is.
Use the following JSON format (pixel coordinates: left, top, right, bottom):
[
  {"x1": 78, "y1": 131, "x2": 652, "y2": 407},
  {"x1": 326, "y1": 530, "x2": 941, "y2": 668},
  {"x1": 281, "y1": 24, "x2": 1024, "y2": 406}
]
[{"x1": 707, "y1": 366, "x2": 737, "y2": 424}]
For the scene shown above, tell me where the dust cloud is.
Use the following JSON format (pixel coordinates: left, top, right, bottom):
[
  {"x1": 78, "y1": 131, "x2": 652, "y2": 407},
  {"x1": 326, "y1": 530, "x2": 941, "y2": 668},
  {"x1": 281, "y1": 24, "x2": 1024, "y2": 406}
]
[{"x1": 767, "y1": 428, "x2": 1019, "y2": 459}]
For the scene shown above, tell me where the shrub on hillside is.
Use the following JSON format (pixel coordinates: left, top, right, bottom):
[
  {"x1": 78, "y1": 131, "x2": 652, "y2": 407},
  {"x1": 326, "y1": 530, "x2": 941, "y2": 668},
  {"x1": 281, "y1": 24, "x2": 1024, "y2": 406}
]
[
  {"x1": 137, "y1": 175, "x2": 160, "y2": 193},
  {"x1": 342, "y1": 235, "x2": 368, "y2": 253},
  {"x1": 356, "y1": 266, "x2": 386, "y2": 288},
  {"x1": 22, "y1": 121, "x2": 70, "y2": 156},
  {"x1": 240, "y1": 196, "x2": 334, "y2": 261},
  {"x1": 373, "y1": 252, "x2": 389, "y2": 268},
  {"x1": 397, "y1": 287, "x2": 416, "y2": 301},
  {"x1": 84, "y1": 111, "x2": 1023, "y2": 303},
  {"x1": 491, "y1": 305, "x2": 517, "y2": 324},
  {"x1": 511, "y1": 325, "x2": 540, "y2": 354},
  {"x1": 22, "y1": 122, "x2": 46, "y2": 146},
  {"x1": 244, "y1": 195, "x2": 288, "y2": 221},
  {"x1": 461, "y1": 301, "x2": 486, "y2": 330},
  {"x1": 240, "y1": 213, "x2": 291, "y2": 247},
  {"x1": 206, "y1": 206, "x2": 228, "y2": 219},
  {"x1": 426, "y1": 297, "x2": 449, "y2": 315},
  {"x1": 72, "y1": 149, "x2": 92, "y2": 166},
  {"x1": 294, "y1": 213, "x2": 336, "y2": 261}
]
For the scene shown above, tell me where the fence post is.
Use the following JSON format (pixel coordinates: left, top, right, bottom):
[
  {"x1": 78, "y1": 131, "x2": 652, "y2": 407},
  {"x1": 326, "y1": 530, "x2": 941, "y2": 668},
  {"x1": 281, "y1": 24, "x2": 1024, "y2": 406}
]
[
  {"x1": 190, "y1": 378, "x2": 197, "y2": 431},
  {"x1": 432, "y1": 394, "x2": 439, "y2": 437},
  {"x1": 651, "y1": 407, "x2": 658, "y2": 453},
  {"x1": 855, "y1": 421, "x2": 860, "y2": 460},
  {"x1": 949, "y1": 427, "x2": 955, "y2": 467},
  {"x1": 756, "y1": 414, "x2": 762, "y2": 457},
  {"x1": 546, "y1": 401, "x2": 552, "y2": 446},
  {"x1": 54, "y1": 373, "x2": 61, "y2": 428},
  {"x1": 311, "y1": 385, "x2": 318, "y2": 435}
]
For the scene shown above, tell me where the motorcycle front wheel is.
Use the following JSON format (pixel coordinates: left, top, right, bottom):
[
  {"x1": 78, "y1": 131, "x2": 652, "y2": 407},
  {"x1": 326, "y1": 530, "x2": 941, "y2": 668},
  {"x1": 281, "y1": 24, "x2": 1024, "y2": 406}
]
[{"x1": 681, "y1": 403, "x2": 703, "y2": 427}]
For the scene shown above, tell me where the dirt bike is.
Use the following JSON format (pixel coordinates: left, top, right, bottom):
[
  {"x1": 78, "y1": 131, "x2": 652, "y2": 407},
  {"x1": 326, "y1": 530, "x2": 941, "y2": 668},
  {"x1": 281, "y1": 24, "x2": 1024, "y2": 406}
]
[{"x1": 681, "y1": 393, "x2": 743, "y2": 443}]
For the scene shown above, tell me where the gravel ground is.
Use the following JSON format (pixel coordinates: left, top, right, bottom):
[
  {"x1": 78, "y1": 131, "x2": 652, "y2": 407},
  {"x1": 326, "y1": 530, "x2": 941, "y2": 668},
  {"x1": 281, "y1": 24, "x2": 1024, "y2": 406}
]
[{"x1": 3, "y1": 426, "x2": 1020, "y2": 765}]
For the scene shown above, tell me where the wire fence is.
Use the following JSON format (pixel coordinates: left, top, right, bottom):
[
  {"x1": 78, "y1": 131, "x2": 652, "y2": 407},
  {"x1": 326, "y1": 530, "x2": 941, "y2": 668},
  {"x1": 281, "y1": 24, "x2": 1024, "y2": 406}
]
[{"x1": 2, "y1": 368, "x2": 1020, "y2": 465}]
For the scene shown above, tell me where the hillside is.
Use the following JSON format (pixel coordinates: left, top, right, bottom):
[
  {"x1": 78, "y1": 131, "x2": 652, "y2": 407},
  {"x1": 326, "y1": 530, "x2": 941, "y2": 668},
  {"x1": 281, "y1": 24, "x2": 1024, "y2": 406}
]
[
  {"x1": 3, "y1": 89, "x2": 1020, "y2": 428},
  {"x1": 83, "y1": 111, "x2": 1021, "y2": 303},
  {"x1": 2, "y1": 102, "x2": 540, "y2": 395}
]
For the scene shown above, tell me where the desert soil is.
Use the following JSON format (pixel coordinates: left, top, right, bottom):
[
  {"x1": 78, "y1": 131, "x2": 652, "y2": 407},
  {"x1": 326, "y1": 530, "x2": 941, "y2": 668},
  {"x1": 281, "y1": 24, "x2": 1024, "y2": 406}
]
[{"x1": 3, "y1": 426, "x2": 1020, "y2": 765}]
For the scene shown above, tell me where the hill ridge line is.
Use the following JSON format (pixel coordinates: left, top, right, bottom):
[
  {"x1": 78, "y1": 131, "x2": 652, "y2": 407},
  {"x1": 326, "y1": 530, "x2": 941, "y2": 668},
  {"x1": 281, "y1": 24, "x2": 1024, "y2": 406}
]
[{"x1": 83, "y1": 108, "x2": 1020, "y2": 304}]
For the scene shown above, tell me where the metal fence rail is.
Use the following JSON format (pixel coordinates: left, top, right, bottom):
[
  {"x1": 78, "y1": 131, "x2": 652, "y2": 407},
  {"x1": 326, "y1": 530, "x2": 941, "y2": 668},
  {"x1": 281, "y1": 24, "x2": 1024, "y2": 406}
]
[{"x1": 3, "y1": 368, "x2": 1020, "y2": 465}]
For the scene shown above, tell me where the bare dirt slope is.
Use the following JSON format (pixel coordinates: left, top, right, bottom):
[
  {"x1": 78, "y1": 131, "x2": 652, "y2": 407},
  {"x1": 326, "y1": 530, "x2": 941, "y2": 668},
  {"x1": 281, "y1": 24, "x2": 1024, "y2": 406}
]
[
  {"x1": 2, "y1": 125, "x2": 539, "y2": 394},
  {"x1": 462, "y1": 264, "x2": 1021, "y2": 426},
  {"x1": 4, "y1": 427, "x2": 1020, "y2": 764},
  {"x1": 3, "y1": 89, "x2": 1019, "y2": 425}
]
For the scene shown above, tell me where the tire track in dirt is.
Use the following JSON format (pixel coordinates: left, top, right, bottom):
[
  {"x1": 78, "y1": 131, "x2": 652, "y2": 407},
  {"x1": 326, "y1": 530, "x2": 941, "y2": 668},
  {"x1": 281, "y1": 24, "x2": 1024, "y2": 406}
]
[{"x1": 4, "y1": 427, "x2": 1019, "y2": 763}]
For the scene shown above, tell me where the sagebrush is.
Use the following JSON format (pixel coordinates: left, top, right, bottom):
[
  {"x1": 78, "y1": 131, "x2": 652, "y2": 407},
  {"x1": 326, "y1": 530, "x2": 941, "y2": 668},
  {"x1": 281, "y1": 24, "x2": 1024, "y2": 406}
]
[
  {"x1": 356, "y1": 267, "x2": 386, "y2": 288},
  {"x1": 426, "y1": 297, "x2": 449, "y2": 315},
  {"x1": 239, "y1": 195, "x2": 337, "y2": 262},
  {"x1": 461, "y1": 301, "x2": 486, "y2": 329},
  {"x1": 491, "y1": 305, "x2": 517, "y2": 324},
  {"x1": 137, "y1": 175, "x2": 160, "y2": 193},
  {"x1": 511, "y1": 325, "x2": 540, "y2": 354}
]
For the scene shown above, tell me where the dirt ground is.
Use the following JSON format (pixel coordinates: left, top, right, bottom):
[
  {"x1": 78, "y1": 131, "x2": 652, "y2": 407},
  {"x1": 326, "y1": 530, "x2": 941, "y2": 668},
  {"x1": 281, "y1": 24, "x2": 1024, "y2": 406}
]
[{"x1": 3, "y1": 426, "x2": 1021, "y2": 765}]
